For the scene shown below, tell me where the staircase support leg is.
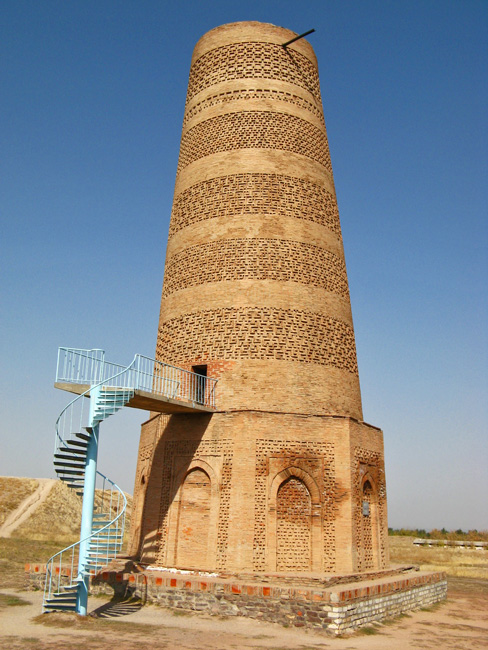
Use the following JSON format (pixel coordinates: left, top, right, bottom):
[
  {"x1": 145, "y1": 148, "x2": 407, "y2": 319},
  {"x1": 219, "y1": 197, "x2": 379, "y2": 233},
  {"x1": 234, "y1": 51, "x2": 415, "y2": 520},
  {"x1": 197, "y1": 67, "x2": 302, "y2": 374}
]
[{"x1": 76, "y1": 390, "x2": 100, "y2": 616}]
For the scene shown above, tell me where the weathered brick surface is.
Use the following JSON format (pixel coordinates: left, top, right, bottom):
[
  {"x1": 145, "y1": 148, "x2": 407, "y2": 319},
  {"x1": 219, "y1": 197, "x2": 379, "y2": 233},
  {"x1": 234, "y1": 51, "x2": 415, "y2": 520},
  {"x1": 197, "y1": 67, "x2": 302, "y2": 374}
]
[
  {"x1": 185, "y1": 39, "x2": 322, "y2": 102},
  {"x1": 162, "y1": 239, "x2": 349, "y2": 298},
  {"x1": 129, "y1": 21, "x2": 393, "y2": 577},
  {"x1": 25, "y1": 564, "x2": 447, "y2": 634},
  {"x1": 177, "y1": 111, "x2": 332, "y2": 173},
  {"x1": 131, "y1": 412, "x2": 387, "y2": 574}
]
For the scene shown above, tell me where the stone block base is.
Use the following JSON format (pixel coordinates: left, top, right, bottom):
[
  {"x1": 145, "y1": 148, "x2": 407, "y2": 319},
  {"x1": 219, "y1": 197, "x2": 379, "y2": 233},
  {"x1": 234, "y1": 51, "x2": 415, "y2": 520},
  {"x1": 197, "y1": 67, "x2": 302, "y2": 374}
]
[{"x1": 26, "y1": 563, "x2": 446, "y2": 634}]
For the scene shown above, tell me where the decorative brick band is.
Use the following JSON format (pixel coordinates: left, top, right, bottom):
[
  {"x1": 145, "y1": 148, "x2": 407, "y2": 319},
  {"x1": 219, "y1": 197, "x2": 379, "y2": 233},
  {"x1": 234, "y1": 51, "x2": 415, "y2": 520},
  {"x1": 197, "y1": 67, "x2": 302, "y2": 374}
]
[
  {"x1": 169, "y1": 173, "x2": 342, "y2": 238},
  {"x1": 177, "y1": 111, "x2": 332, "y2": 173},
  {"x1": 162, "y1": 239, "x2": 349, "y2": 299},
  {"x1": 186, "y1": 42, "x2": 321, "y2": 103},
  {"x1": 157, "y1": 307, "x2": 358, "y2": 374},
  {"x1": 183, "y1": 87, "x2": 325, "y2": 126}
]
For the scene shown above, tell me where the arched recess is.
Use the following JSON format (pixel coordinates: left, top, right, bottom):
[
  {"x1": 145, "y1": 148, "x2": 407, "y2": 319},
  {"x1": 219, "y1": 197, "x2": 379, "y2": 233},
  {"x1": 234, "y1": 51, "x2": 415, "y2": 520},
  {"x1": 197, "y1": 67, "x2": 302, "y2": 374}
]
[
  {"x1": 360, "y1": 475, "x2": 380, "y2": 570},
  {"x1": 166, "y1": 459, "x2": 220, "y2": 570},
  {"x1": 129, "y1": 470, "x2": 148, "y2": 557},
  {"x1": 267, "y1": 467, "x2": 322, "y2": 572}
]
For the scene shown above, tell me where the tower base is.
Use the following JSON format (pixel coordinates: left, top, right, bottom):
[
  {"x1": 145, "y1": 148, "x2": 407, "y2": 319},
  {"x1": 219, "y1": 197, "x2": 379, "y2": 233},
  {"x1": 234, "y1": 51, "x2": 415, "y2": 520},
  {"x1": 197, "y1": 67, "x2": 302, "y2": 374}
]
[
  {"x1": 89, "y1": 565, "x2": 447, "y2": 635},
  {"x1": 129, "y1": 411, "x2": 389, "y2": 575}
]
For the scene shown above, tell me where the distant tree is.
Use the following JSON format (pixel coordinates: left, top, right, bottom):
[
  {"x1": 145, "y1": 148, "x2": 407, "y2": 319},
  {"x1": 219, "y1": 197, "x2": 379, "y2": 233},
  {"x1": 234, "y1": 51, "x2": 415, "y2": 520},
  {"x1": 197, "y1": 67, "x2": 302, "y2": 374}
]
[
  {"x1": 467, "y1": 529, "x2": 488, "y2": 542},
  {"x1": 389, "y1": 527, "x2": 488, "y2": 542}
]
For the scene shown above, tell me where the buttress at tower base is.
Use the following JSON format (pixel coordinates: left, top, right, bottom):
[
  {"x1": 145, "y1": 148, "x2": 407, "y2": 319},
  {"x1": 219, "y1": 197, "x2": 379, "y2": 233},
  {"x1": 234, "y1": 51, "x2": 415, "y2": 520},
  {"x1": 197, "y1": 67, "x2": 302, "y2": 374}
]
[{"x1": 128, "y1": 21, "x2": 389, "y2": 575}]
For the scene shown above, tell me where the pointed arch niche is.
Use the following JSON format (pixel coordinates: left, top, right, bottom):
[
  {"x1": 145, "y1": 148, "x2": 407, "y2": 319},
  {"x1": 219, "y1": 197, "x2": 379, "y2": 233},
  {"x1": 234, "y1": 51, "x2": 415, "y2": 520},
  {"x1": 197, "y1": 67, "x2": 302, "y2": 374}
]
[
  {"x1": 267, "y1": 467, "x2": 322, "y2": 572},
  {"x1": 360, "y1": 475, "x2": 380, "y2": 570},
  {"x1": 165, "y1": 459, "x2": 220, "y2": 570},
  {"x1": 130, "y1": 469, "x2": 148, "y2": 557}
]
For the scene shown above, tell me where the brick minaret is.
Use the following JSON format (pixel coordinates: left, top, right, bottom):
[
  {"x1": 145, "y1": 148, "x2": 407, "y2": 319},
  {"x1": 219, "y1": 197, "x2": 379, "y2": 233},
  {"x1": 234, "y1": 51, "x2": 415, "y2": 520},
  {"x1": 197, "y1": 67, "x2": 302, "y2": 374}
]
[{"x1": 129, "y1": 22, "x2": 389, "y2": 574}]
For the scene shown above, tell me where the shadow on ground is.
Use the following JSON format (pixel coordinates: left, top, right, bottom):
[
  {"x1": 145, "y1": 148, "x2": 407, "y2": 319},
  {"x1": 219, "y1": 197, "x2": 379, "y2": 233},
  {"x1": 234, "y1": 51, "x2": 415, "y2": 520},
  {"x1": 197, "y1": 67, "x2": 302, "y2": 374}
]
[{"x1": 90, "y1": 595, "x2": 144, "y2": 618}]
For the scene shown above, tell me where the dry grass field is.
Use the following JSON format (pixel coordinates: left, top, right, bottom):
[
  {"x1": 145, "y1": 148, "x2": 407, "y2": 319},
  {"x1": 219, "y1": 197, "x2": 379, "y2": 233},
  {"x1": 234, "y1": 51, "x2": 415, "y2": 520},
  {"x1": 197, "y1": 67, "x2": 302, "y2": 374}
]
[
  {"x1": 0, "y1": 476, "x2": 132, "y2": 535},
  {"x1": 0, "y1": 477, "x2": 39, "y2": 526},
  {"x1": 0, "y1": 476, "x2": 132, "y2": 589},
  {"x1": 13, "y1": 480, "x2": 83, "y2": 542},
  {"x1": 0, "y1": 476, "x2": 487, "y2": 649},
  {"x1": 389, "y1": 535, "x2": 488, "y2": 579},
  {"x1": 0, "y1": 537, "x2": 65, "y2": 589}
]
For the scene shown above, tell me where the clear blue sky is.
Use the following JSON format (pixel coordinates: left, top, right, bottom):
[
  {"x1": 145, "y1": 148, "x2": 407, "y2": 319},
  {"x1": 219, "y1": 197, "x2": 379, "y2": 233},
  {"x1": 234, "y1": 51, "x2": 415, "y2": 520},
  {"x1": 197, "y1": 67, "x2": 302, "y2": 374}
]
[{"x1": 1, "y1": 0, "x2": 487, "y2": 531}]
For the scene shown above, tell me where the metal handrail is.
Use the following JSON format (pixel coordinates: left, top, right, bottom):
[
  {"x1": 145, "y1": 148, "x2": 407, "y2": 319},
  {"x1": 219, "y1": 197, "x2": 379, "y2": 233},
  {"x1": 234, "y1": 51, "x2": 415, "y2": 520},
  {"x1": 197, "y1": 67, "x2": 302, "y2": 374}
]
[
  {"x1": 45, "y1": 473, "x2": 127, "y2": 573},
  {"x1": 54, "y1": 355, "x2": 138, "y2": 453},
  {"x1": 56, "y1": 347, "x2": 218, "y2": 409},
  {"x1": 44, "y1": 351, "x2": 136, "y2": 612},
  {"x1": 43, "y1": 472, "x2": 127, "y2": 607},
  {"x1": 45, "y1": 348, "x2": 219, "y2": 610}
]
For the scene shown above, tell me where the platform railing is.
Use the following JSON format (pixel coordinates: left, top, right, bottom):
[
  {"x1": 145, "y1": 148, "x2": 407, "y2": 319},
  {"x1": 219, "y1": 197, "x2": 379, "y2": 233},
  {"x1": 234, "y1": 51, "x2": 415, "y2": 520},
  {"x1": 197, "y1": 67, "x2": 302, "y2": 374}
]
[
  {"x1": 56, "y1": 348, "x2": 106, "y2": 385},
  {"x1": 56, "y1": 347, "x2": 218, "y2": 409}
]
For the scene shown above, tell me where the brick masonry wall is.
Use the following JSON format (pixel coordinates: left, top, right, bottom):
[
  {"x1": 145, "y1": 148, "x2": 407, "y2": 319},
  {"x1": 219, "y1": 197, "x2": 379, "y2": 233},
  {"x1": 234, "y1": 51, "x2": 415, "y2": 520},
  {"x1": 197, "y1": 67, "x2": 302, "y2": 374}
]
[
  {"x1": 162, "y1": 239, "x2": 349, "y2": 298},
  {"x1": 155, "y1": 20, "x2": 363, "y2": 419},
  {"x1": 130, "y1": 21, "x2": 389, "y2": 576},
  {"x1": 130, "y1": 411, "x2": 388, "y2": 574},
  {"x1": 135, "y1": 573, "x2": 447, "y2": 634},
  {"x1": 168, "y1": 174, "x2": 342, "y2": 239}
]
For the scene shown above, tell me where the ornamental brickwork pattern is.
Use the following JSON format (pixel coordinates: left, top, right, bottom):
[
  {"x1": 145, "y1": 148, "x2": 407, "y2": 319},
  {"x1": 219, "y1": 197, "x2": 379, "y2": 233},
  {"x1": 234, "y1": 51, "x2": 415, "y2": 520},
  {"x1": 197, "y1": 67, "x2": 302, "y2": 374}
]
[
  {"x1": 157, "y1": 307, "x2": 358, "y2": 374},
  {"x1": 186, "y1": 42, "x2": 322, "y2": 103},
  {"x1": 169, "y1": 174, "x2": 342, "y2": 239},
  {"x1": 276, "y1": 477, "x2": 312, "y2": 571},
  {"x1": 177, "y1": 111, "x2": 332, "y2": 173},
  {"x1": 129, "y1": 22, "x2": 389, "y2": 577},
  {"x1": 361, "y1": 480, "x2": 374, "y2": 569},
  {"x1": 162, "y1": 238, "x2": 349, "y2": 298},
  {"x1": 156, "y1": 438, "x2": 233, "y2": 570},
  {"x1": 353, "y1": 447, "x2": 388, "y2": 571},
  {"x1": 175, "y1": 469, "x2": 211, "y2": 568},
  {"x1": 129, "y1": 416, "x2": 161, "y2": 558},
  {"x1": 183, "y1": 87, "x2": 325, "y2": 126},
  {"x1": 253, "y1": 439, "x2": 337, "y2": 572}
]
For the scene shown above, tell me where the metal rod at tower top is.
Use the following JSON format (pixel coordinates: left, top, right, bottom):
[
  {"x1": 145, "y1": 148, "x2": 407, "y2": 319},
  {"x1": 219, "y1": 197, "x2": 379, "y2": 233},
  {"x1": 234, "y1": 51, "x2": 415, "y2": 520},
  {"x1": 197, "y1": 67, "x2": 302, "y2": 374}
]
[{"x1": 282, "y1": 29, "x2": 315, "y2": 48}]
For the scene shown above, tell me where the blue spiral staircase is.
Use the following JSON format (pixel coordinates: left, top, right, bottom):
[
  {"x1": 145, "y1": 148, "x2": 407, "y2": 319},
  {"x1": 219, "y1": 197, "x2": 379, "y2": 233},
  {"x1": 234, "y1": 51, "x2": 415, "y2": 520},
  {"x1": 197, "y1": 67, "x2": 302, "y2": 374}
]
[{"x1": 43, "y1": 348, "x2": 218, "y2": 615}]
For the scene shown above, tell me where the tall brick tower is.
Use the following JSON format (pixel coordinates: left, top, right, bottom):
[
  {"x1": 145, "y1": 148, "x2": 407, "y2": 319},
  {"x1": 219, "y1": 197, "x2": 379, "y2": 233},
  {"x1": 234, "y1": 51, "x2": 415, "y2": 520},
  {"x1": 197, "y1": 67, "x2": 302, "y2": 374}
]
[{"x1": 129, "y1": 21, "x2": 389, "y2": 574}]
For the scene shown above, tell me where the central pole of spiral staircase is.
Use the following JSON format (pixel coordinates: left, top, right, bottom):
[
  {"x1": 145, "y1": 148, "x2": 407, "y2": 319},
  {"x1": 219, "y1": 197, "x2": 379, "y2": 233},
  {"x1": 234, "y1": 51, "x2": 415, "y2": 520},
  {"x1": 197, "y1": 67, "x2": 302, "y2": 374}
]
[{"x1": 76, "y1": 385, "x2": 100, "y2": 615}]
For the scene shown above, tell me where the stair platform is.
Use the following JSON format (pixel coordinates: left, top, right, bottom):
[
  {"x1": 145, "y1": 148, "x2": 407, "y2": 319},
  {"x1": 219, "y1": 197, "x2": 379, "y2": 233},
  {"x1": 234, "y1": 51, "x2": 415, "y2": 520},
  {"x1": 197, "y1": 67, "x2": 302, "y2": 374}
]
[{"x1": 54, "y1": 383, "x2": 215, "y2": 414}]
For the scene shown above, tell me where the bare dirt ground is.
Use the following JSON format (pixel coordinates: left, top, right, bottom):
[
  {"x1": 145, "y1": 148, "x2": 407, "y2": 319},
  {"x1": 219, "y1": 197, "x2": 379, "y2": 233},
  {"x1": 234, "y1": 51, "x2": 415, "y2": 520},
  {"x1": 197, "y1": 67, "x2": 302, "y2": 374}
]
[
  {"x1": 0, "y1": 483, "x2": 486, "y2": 648},
  {"x1": 0, "y1": 577, "x2": 487, "y2": 650}
]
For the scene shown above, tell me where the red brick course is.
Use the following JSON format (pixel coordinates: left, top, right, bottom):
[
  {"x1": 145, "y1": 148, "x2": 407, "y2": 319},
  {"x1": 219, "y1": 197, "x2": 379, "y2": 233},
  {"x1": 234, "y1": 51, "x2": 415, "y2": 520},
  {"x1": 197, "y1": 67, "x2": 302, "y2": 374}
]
[{"x1": 25, "y1": 563, "x2": 447, "y2": 633}]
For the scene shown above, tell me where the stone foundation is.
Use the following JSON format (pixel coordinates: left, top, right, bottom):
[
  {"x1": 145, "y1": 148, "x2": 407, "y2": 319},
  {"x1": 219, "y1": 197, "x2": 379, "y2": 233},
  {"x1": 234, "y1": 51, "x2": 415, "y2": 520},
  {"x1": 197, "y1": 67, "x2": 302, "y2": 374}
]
[{"x1": 26, "y1": 564, "x2": 446, "y2": 634}]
